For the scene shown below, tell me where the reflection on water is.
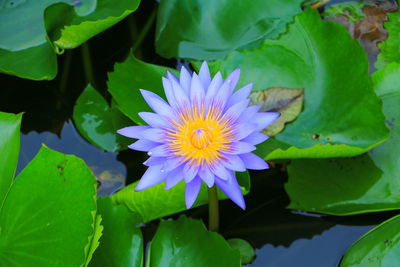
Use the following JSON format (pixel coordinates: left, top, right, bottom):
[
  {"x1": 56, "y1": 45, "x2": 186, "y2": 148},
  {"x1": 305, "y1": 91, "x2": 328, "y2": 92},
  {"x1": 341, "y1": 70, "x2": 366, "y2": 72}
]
[
  {"x1": 250, "y1": 225, "x2": 373, "y2": 267},
  {"x1": 17, "y1": 121, "x2": 126, "y2": 195}
]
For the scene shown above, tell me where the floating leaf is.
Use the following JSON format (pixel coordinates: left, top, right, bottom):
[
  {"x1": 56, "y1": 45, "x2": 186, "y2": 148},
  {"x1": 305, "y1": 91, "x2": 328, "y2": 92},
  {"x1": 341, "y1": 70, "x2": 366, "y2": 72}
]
[
  {"x1": 209, "y1": 9, "x2": 389, "y2": 160},
  {"x1": 285, "y1": 63, "x2": 400, "y2": 215},
  {"x1": 0, "y1": 112, "x2": 22, "y2": 205},
  {"x1": 89, "y1": 197, "x2": 143, "y2": 267},
  {"x1": 227, "y1": 238, "x2": 255, "y2": 265},
  {"x1": 341, "y1": 214, "x2": 400, "y2": 267},
  {"x1": 108, "y1": 56, "x2": 177, "y2": 125},
  {"x1": 376, "y1": 11, "x2": 400, "y2": 69},
  {"x1": 85, "y1": 215, "x2": 104, "y2": 267},
  {"x1": 0, "y1": 146, "x2": 98, "y2": 266},
  {"x1": 111, "y1": 172, "x2": 250, "y2": 223},
  {"x1": 250, "y1": 88, "x2": 304, "y2": 137},
  {"x1": 73, "y1": 84, "x2": 132, "y2": 152},
  {"x1": 147, "y1": 216, "x2": 240, "y2": 267},
  {"x1": 0, "y1": 0, "x2": 140, "y2": 80},
  {"x1": 156, "y1": 0, "x2": 303, "y2": 60}
]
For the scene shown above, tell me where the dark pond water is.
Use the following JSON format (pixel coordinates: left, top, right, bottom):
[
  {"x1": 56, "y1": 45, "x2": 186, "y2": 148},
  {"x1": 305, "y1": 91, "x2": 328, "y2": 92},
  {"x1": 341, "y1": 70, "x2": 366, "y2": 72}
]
[{"x1": 1, "y1": 0, "x2": 398, "y2": 265}]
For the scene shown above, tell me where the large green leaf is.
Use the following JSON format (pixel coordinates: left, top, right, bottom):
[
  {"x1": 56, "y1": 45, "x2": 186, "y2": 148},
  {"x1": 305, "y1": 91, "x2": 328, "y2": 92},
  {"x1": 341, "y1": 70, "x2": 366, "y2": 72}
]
[
  {"x1": 73, "y1": 84, "x2": 132, "y2": 152},
  {"x1": 155, "y1": 0, "x2": 303, "y2": 60},
  {"x1": 340, "y1": 214, "x2": 400, "y2": 267},
  {"x1": 0, "y1": 112, "x2": 22, "y2": 206},
  {"x1": 285, "y1": 63, "x2": 400, "y2": 215},
  {"x1": 0, "y1": 146, "x2": 98, "y2": 266},
  {"x1": 0, "y1": 0, "x2": 139, "y2": 80},
  {"x1": 107, "y1": 56, "x2": 177, "y2": 125},
  {"x1": 89, "y1": 197, "x2": 143, "y2": 267},
  {"x1": 208, "y1": 9, "x2": 389, "y2": 160},
  {"x1": 375, "y1": 12, "x2": 400, "y2": 70},
  {"x1": 45, "y1": 0, "x2": 140, "y2": 50},
  {"x1": 111, "y1": 172, "x2": 250, "y2": 223},
  {"x1": 147, "y1": 216, "x2": 240, "y2": 267}
]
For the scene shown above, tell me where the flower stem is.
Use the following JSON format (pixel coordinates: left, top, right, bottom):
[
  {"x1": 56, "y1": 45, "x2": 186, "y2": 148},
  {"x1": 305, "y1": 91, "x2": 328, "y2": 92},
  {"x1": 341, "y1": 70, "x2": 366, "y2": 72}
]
[
  {"x1": 208, "y1": 186, "x2": 219, "y2": 232},
  {"x1": 311, "y1": 0, "x2": 330, "y2": 9},
  {"x1": 81, "y1": 41, "x2": 96, "y2": 87}
]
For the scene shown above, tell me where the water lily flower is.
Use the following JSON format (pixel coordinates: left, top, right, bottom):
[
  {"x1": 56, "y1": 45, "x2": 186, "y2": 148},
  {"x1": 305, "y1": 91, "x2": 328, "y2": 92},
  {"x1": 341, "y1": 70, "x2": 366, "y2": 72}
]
[{"x1": 117, "y1": 62, "x2": 279, "y2": 209}]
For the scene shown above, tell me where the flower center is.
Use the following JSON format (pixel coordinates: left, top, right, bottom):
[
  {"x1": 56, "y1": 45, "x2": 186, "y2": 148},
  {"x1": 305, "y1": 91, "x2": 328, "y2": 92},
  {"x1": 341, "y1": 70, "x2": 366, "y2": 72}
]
[{"x1": 190, "y1": 128, "x2": 213, "y2": 149}]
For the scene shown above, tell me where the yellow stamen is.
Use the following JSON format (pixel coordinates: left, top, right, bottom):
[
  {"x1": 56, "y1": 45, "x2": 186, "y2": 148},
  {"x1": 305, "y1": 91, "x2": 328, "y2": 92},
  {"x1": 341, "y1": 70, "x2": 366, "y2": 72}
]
[{"x1": 166, "y1": 103, "x2": 233, "y2": 166}]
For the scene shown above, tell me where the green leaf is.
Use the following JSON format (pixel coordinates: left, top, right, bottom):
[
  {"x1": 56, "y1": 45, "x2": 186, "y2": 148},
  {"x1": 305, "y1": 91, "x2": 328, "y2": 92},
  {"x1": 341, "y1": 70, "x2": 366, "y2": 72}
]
[
  {"x1": 227, "y1": 238, "x2": 255, "y2": 265},
  {"x1": 73, "y1": 84, "x2": 132, "y2": 152},
  {"x1": 45, "y1": 0, "x2": 141, "y2": 50},
  {"x1": 209, "y1": 9, "x2": 389, "y2": 160},
  {"x1": 89, "y1": 197, "x2": 143, "y2": 267},
  {"x1": 108, "y1": 56, "x2": 177, "y2": 125},
  {"x1": 375, "y1": 12, "x2": 400, "y2": 70},
  {"x1": 147, "y1": 216, "x2": 240, "y2": 267},
  {"x1": 85, "y1": 215, "x2": 104, "y2": 267},
  {"x1": 250, "y1": 88, "x2": 304, "y2": 137},
  {"x1": 155, "y1": 0, "x2": 303, "y2": 60},
  {"x1": 340, "y1": 214, "x2": 400, "y2": 267},
  {"x1": 0, "y1": 146, "x2": 98, "y2": 266},
  {"x1": 0, "y1": 112, "x2": 22, "y2": 205},
  {"x1": 0, "y1": 0, "x2": 139, "y2": 80},
  {"x1": 285, "y1": 63, "x2": 400, "y2": 215},
  {"x1": 111, "y1": 172, "x2": 250, "y2": 223},
  {"x1": 323, "y1": 2, "x2": 366, "y2": 23},
  {"x1": 0, "y1": 44, "x2": 57, "y2": 80}
]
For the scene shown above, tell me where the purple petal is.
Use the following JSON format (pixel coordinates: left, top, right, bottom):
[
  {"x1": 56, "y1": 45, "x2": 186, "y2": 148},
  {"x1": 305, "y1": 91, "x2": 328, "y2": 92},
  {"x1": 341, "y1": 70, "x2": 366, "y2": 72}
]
[
  {"x1": 227, "y1": 83, "x2": 253, "y2": 107},
  {"x1": 162, "y1": 77, "x2": 178, "y2": 109},
  {"x1": 143, "y1": 156, "x2": 165, "y2": 166},
  {"x1": 225, "y1": 68, "x2": 241, "y2": 91},
  {"x1": 239, "y1": 153, "x2": 269, "y2": 170},
  {"x1": 185, "y1": 177, "x2": 202, "y2": 209},
  {"x1": 214, "y1": 172, "x2": 245, "y2": 209},
  {"x1": 148, "y1": 144, "x2": 169, "y2": 157},
  {"x1": 206, "y1": 72, "x2": 223, "y2": 100},
  {"x1": 198, "y1": 165, "x2": 214, "y2": 187},
  {"x1": 242, "y1": 132, "x2": 269, "y2": 145},
  {"x1": 251, "y1": 112, "x2": 280, "y2": 131},
  {"x1": 167, "y1": 71, "x2": 179, "y2": 84},
  {"x1": 223, "y1": 99, "x2": 250, "y2": 123},
  {"x1": 214, "y1": 80, "x2": 232, "y2": 110},
  {"x1": 141, "y1": 128, "x2": 166, "y2": 142},
  {"x1": 237, "y1": 105, "x2": 259, "y2": 124},
  {"x1": 190, "y1": 73, "x2": 205, "y2": 103},
  {"x1": 221, "y1": 154, "x2": 246, "y2": 172},
  {"x1": 162, "y1": 156, "x2": 185, "y2": 172},
  {"x1": 183, "y1": 162, "x2": 199, "y2": 183},
  {"x1": 164, "y1": 166, "x2": 184, "y2": 190},
  {"x1": 233, "y1": 123, "x2": 257, "y2": 140},
  {"x1": 128, "y1": 139, "x2": 160, "y2": 152},
  {"x1": 210, "y1": 162, "x2": 230, "y2": 180},
  {"x1": 138, "y1": 112, "x2": 171, "y2": 129},
  {"x1": 171, "y1": 77, "x2": 190, "y2": 107},
  {"x1": 198, "y1": 62, "x2": 211, "y2": 89},
  {"x1": 226, "y1": 142, "x2": 256, "y2": 154},
  {"x1": 180, "y1": 66, "x2": 192, "y2": 92},
  {"x1": 140, "y1": 89, "x2": 175, "y2": 119},
  {"x1": 135, "y1": 165, "x2": 167, "y2": 191},
  {"x1": 117, "y1": 126, "x2": 150, "y2": 139}
]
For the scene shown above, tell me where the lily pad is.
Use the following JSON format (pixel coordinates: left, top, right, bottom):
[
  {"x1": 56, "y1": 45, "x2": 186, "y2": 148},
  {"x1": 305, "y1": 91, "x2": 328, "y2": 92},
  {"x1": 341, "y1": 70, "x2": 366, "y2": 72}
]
[
  {"x1": 89, "y1": 197, "x2": 143, "y2": 267},
  {"x1": 155, "y1": 0, "x2": 303, "y2": 60},
  {"x1": 0, "y1": 112, "x2": 22, "y2": 205},
  {"x1": 107, "y1": 56, "x2": 177, "y2": 125},
  {"x1": 208, "y1": 9, "x2": 389, "y2": 160},
  {"x1": 375, "y1": 11, "x2": 400, "y2": 69},
  {"x1": 227, "y1": 238, "x2": 255, "y2": 264},
  {"x1": 285, "y1": 63, "x2": 400, "y2": 215},
  {"x1": 73, "y1": 84, "x2": 132, "y2": 152},
  {"x1": 111, "y1": 172, "x2": 250, "y2": 223},
  {"x1": 340, "y1": 214, "x2": 400, "y2": 267},
  {"x1": 323, "y1": 2, "x2": 366, "y2": 23},
  {"x1": 147, "y1": 216, "x2": 240, "y2": 267},
  {"x1": 0, "y1": 146, "x2": 98, "y2": 266},
  {"x1": 0, "y1": 0, "x2": 140, "y2": 80}
]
